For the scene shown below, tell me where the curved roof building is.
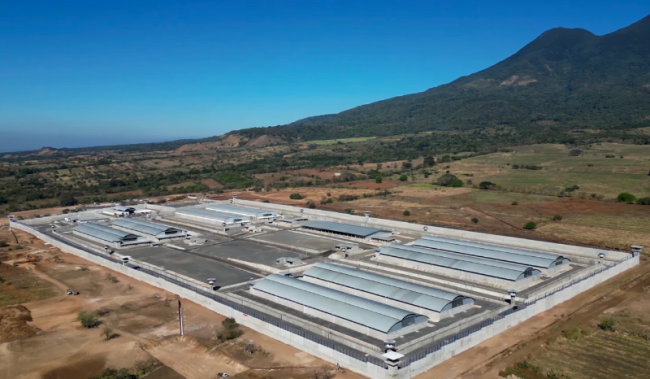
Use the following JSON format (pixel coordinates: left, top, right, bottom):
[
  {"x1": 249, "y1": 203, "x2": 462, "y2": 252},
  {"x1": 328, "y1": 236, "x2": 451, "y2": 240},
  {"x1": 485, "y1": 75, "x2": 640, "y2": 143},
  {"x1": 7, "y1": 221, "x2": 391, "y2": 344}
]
[
  {"x1": 302, "y1": 263, "x2": 473, "y2": 314},
  {"x1": 112, "y1": 218, "x2": 185, "y2": 239},
  {"x1": 378, "y1": 244, "x2": 540, "y2": 282},
  {"x1": 175, "y1": 208, "x2": 250, "y2": 225},
  {"x1": 419, "y1": 235, "x2": 569, "y2": 268},
  {"x1": 206, "y1": 204, "x2": 279, "y2": 220},
  {"x1": 73, "y1": 223, "x2": 142, "y2": 245},
  {"x1": 252, "y1": 274, "x2": 427, "y2": 334}
]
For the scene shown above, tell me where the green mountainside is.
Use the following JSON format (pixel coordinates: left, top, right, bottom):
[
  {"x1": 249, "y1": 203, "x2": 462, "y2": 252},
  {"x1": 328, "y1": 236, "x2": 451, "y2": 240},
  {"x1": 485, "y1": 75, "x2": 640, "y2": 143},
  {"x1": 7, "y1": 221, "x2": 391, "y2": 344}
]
[{"x1": 233, "y1": 15, "x2": 650, "y2": 141}]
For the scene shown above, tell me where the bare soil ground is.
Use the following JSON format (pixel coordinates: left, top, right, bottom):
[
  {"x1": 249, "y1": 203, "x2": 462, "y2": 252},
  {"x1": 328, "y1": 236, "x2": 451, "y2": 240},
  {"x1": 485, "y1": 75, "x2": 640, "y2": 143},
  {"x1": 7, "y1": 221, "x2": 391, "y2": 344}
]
[
  {"x1": 0, "y1": 229, "x2": 354, "y2": 379},
  {"x1": 414, "y1": 254, "x2": 650, "y2": 379}
]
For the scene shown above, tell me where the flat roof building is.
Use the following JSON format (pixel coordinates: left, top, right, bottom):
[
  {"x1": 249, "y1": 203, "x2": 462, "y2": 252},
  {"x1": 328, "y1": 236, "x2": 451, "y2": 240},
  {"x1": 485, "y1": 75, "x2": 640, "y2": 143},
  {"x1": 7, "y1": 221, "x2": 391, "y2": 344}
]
[
  {"x1": 112, "y1": 218, "x2": 186, "y2": 240},
  {"x1": 175, "y1": 208, "x2": 250, "y2": 226},
  {"x1": 301, "y1": 220, "x2": 389, "y2": 239},
  {"x1": 251, "y1": 274, "x2": 427, "y2": 338},
  {"x1": 302, "y1": 263, "x2": 474, "y2": 321},
  {"x1": 206, "y1": 204, "x2": 279, "y2": 220}
]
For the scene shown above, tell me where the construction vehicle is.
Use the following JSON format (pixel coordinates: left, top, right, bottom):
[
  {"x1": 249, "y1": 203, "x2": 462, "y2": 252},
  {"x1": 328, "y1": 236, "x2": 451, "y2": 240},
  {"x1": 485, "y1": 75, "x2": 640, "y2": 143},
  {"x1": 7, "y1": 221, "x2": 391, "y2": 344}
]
[
  {"x1": 66, "y1": 289, "x2": 80, "y2": 295},
  {"x1": 217, "y1": 374, "x2": 229, "y2": 378}
]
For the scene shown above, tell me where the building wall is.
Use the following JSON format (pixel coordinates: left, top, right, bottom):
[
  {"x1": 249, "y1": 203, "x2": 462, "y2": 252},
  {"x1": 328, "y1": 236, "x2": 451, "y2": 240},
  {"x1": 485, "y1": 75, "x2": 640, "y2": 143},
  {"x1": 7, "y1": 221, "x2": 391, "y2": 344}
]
[{"x1": 12, "y1": 221, "x2": 639, "y2": 379}]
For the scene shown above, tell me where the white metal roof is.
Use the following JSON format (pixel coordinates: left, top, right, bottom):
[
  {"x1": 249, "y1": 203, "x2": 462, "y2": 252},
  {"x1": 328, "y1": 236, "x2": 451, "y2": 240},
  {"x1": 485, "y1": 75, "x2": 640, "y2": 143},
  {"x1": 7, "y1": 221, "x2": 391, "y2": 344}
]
[
  {"x1": 303, "y1": 263, "x2": 470, "y2": 312},
  {"x1": 206, "y1": 204, "x2": 279, "y2": 218},
  {"x1": 253, "y1": 274, "x2": 424, "y2": 333},
  {"x1": 379, "y1": 244, "x2": 539, "y2": 281},
  {"x1": 112, "y1": 218, "x2": 183, "y2": 237},
  {"x1": 74, "y1": 223, "x2": 140, "y2": 244},
  {"x1": 176, "y1": 208, "x2": 250, "y2": 224},
  {"x1": 420, "y1": 235, "x2": 569, "y2": 268}
]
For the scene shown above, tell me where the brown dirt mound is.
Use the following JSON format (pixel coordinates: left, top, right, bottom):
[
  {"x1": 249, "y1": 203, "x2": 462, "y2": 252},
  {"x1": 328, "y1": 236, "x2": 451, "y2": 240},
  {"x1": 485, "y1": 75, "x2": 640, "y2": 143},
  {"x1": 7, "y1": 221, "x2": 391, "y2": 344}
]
[{"x1": 0, "y1": 304, "x2": 40, "y2": 342}]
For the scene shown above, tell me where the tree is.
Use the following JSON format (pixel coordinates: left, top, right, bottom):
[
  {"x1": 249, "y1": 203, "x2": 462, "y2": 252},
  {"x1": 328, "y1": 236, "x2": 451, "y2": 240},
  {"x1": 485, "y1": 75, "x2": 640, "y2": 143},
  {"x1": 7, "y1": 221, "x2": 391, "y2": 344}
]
[
  {"x1": 598, "y1": 318, "x2": 615, "y2": 332},
  {"x1": 450, "y1": 179, "x2": 464, "y2": 187},
  {"x1": 59, "y1": 193, "x2": 78, "y2": 207},
  {"x1": 374, "y1": 174, "x2": 382, "y2": 183},
  {"x1": 403, "y1": 210, "x2": 411, "y2": 216},
  {"x1": 479, "y1": 181, "x2": 496, "y2": 190},
  {"x1": 523, "y1": 222, "x2": 537, "y2": 230},
  {"x1": 77, "y1": 311, "x2": 98, "y2": 328},
  {"x1": 436, "y1": 173, "x2": 459, "y2": 187},
  {"x1": 289, "y1": 193, "x2": 303, "y2": 200},
  {"x1": 636, "y1": 197, "x2": 650, "y2": 205},
  {"x1": 511, "y1": 201, "x2": 519, "y2": 205},
  {"x1": 553, "y1": 215, "x2": 563, "y2": 221},
  {"x1": 616, "y1": 193, "x2": 636, "y2": 203},
  {"x1": 102, "y1": 326, "x2": 114, "y2": 341},
  {"x1": 399, "y1": 174, "x2": 408, "y2": 182},
  {"x1": 423, "y1": 156, "x2": 435, "y2": 167},
  {"x1": 218, "y1": 317, "x2": 243, "y2": 341},
  {"x1": 471, "y1": 218, "x2": 479, "y2": 223},
  {"x1": 306, "y1": 200, "x2": 316, "y2": 209},
  {"x1": 568, "y1": 149, "x2": 583, "y2": 156},
  {"x1": 90, "y1": 368, "x2": 136, "y2": 379}
]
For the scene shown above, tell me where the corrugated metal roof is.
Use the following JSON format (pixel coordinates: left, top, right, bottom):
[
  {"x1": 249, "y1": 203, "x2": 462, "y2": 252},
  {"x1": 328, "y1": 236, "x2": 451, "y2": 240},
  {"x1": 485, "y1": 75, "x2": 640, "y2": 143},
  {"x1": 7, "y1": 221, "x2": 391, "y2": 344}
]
[
  {"x1": 74, "y1": 223, "x2": 139, "y2": 243},
  {"x1": 422, "y1": 235, "x2": 568, "y2": 266},
  {"x1": 413, "y1": 238, "x2": 559, "y2": 269},
  {"x1": 303, "y1": 263, "x2": 467, "y2": 312},
  {"x1": 301, "y1": 220, "x2": 388, "y2": 238},
  {"x1": 112, "y1": 218, "x2": 182, "y2": 237},
  {"x1": 253, "y1": 274, "x2": 422, "y2": 333},
  {"x1": 176, "y1": 208, "x2": 250, "y2": 224},
  {"x1": 206, "y1": 204, "x2": 279, "y2": 218},
  {"x1": 379, "y1": 245, "x2": 538, "y2": 281}
]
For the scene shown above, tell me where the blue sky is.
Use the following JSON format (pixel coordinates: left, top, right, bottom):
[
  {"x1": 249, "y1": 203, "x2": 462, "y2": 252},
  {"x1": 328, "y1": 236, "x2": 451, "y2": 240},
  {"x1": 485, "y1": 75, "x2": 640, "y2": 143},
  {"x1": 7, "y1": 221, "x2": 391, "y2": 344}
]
[{"x1": 1, "y1": 0, "x2": 649, "y2": 152}]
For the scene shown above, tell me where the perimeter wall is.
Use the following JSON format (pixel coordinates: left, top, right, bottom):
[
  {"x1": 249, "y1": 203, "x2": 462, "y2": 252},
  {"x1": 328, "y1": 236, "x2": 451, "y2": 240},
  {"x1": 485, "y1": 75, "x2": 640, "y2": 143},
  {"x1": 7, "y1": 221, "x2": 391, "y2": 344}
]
[{"x1": 11, "y1": 221, "x2": 639, "y2": 379}]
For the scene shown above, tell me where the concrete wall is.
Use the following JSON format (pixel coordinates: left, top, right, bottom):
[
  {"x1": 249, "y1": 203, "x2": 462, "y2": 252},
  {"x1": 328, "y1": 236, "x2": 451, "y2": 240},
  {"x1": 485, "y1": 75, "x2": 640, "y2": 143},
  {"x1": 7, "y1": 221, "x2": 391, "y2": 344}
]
[{"x1": 11, "y1": 220, "x2": 639, "y2": 379}]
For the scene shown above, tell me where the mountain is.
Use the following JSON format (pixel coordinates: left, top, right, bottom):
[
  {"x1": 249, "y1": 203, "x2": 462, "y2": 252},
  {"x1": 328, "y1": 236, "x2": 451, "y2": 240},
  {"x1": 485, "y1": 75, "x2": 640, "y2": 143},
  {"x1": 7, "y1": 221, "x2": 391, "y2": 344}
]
[{"x1": 231, "y1": 15, "x2": 650, "y2": 141}]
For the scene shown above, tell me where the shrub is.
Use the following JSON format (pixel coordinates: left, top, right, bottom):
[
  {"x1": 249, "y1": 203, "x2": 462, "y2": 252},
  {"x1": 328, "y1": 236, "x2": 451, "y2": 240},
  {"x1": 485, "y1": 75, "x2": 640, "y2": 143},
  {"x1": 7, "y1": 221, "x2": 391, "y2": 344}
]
[
  {"x1": 471, "y1": 218, "x2": 479, "y2": 224},
  {"x1": 399, "y1": 174, "x2": 408, "y2": 182},
  {"x1": 306, "y1": 200, "x2": 316, "y2": 209},
  {"x1": 568, "y1": 149, "x2": 583, "y2": 156},
  {"x1": 479, "y1": 181, "x2": 496, "y2": 190},
  {"x1": 77, "y1": 311, "x2": 98, "y2": 328},
  {"x1": 636, "y1": 197, "x2": 650, "y2": 205},
  {"x1": 289, "y1": 193, "x2": 303, "y2": 200},
  {"x1": 616, "y1": 193, "x2": 636, "y2": 203},
  {"x1": 403, "y1": 210, "x2": 411, "y2": 216},
  {"x1": 344, "y1": 208, "x2": 354, "y2": 215},
  {"x1": 218, "y1": 317, "x2": 244, "y2": 342},
  {"x1": 338, "y1": 194, "x2": 359, "y2": 202},
  {"x1": 374, "y1": 174, "x2": 382, "y2": 183},
  {"x1": 511, "y1": 201, "x2": 519, "y2": 205},
  {"x1": 102, "y1": 326, "x2": 114, "y2": 341},
  {"x1": 523, "y1": 222, "x2": 537, "y2": 230},
  {"x1": 553, "y1": 215, "x2": 563, "y2": 221},
  {"x1": 598, "y1": 318, "x2": 615, "y2": 332},
  {"x1": 436, "y1": 173, "x2": 459, "y2": 187},
  {"x1": 320, "y1": 197, "x2": 333, "y2": 205},
  {"x1": 262, "y1": 200, "x2": 270, "y2": 203},
  {"x1": 450, "y1": 179, "x2": 464, "y2": 187}
]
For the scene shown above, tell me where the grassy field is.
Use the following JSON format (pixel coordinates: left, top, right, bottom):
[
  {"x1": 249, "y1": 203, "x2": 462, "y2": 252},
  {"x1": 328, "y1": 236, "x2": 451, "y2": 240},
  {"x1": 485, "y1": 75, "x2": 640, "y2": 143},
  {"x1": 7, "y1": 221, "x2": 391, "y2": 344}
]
[
  {"x1": 0, "y1": 264, "x2": 59, "y2": 307},
  {"x1": 304, "y1": 136, "x2": 376, "y2": 145}
]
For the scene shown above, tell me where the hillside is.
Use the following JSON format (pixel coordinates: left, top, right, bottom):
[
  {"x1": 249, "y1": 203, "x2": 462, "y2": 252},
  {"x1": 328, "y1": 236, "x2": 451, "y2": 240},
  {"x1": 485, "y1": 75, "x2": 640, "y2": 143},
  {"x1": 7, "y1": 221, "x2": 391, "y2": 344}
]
[{"x1": 231, "y1": 14, "x2": 650, "y2": 141}]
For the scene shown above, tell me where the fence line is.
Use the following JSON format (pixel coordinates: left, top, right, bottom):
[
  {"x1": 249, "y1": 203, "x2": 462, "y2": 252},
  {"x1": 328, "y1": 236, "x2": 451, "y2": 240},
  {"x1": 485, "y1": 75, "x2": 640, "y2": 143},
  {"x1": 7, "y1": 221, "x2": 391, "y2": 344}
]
[{"x1": 13, "y1": 222, "x2": 635, "y2": 373}]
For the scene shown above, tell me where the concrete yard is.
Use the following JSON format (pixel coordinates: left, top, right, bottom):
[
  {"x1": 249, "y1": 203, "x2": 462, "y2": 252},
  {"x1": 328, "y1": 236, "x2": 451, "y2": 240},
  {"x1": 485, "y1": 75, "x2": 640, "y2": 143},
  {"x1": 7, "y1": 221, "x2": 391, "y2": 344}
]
[
  {"x1": 190, "y1": 240, "x2": 304, "y2": 266},
  {"x1": 126, "y1": 246, "x2": 262, "y2": 286},
  {"x1": 251, "y1": 230, "x2": 348, "y2": 252}
]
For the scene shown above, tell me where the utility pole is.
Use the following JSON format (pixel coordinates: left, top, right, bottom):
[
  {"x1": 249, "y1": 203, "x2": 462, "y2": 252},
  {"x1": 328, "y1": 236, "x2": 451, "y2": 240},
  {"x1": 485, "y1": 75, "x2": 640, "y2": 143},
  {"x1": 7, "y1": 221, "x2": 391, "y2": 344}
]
[{"x1": 178, "y1": 299, "x2": 184, "y2": 336}]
